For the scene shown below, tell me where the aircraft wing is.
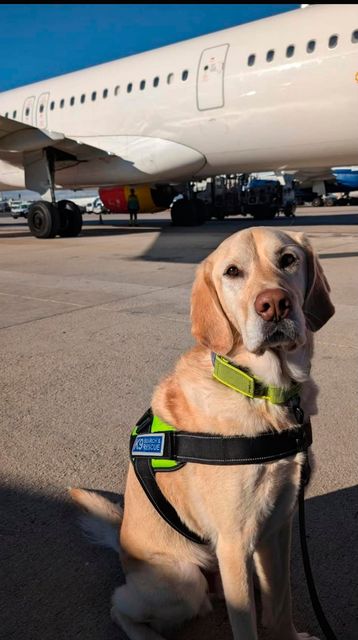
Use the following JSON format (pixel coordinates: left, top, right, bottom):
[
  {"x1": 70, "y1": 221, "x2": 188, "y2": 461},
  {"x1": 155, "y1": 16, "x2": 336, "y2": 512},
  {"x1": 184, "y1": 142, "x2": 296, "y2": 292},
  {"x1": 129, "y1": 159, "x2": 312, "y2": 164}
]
[
  {"x1": 0, "y1": 115, "x2": 109, "y2": 164},
  {"x1": 0, "y1": 116, "x2": 205, "y2": 190},
  {"x1": 282, "y1": 167, "x2": 336, "y2": 187}
]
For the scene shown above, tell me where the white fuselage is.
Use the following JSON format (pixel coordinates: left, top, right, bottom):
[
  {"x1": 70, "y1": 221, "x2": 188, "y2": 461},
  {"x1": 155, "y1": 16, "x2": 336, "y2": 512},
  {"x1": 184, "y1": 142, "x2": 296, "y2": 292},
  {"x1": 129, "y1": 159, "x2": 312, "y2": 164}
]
[{"x1": 1, "y1": 4, "x2": 358, "y2": 190}]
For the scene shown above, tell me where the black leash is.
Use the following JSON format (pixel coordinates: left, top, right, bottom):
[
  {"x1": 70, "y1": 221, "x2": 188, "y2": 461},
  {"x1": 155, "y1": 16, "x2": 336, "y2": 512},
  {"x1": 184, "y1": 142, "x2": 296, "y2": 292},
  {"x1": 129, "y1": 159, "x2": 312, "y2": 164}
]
[{"x1": 299, "y1": 471, "x2": 338, "y2": 640}]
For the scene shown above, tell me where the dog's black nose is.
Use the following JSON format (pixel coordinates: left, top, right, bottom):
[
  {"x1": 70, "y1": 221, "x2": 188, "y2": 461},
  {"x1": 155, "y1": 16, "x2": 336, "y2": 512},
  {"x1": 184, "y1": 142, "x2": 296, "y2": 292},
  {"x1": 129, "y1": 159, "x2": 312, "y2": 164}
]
[{"x1": 255, "y1": 288, "x2": 292, "y2": 322}]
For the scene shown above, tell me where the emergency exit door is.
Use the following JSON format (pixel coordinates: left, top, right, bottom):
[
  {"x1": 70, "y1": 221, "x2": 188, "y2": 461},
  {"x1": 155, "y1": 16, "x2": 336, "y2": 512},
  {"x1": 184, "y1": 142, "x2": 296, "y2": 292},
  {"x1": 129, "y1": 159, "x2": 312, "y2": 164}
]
[
  {"x1": 22, "y1": 96, "x2": 35, "y2": 125},
  {"x1": 36, "y1": 92, "x2": 50, "y2": 129},
  {"x1": 197, "y1": 44, "x2": 229, "y2": 111}
]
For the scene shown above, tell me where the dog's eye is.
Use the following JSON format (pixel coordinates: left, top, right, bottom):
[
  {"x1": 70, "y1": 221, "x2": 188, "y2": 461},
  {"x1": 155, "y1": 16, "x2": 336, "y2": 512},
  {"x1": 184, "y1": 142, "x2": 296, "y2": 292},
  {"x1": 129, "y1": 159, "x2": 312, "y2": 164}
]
[
  {"x1": 280, "y1": 253, "x2": 297, "y2": 270},
  {"x1": 224, "y1": 265, "x2": 242, "y2": 277}
]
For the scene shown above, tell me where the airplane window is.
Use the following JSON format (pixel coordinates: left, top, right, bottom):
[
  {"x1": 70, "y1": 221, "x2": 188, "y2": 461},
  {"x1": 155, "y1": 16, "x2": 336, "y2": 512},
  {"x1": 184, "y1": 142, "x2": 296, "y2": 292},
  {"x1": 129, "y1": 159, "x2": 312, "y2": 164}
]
[
  {"x1": 153, "y1": 76, "x2": 159, "y2": 87},
  {"x1": 307, "y1": 40, "x2": 316, "y2": 53},
  {"x1": 247, "y1": 54, "x2": 256, "y2": 66},
  {"x1": 140, "y1": 80, "x2": 146, "y2": 90},
  {"x1": 91, "y1": 91, "x2": 97, "y2": 101},
  {"x1": 114, "y1": 85, "x2": 120, "y2": 96},
  {"x1": 167, "y1": 73, "x2": 174, "y2": 84},
  {"x1": 266, "y1": 50, "x2": 275, "y2": 62},
  {"x1": 25, "y1": 107, "x2": 30, "y2": 116},
  {"x1": 80, "y1": 94, "x2": 86, "y2": 104},
  {"x1": 328, "y1": 34, "x2": 338, "y2": 48},
  {"x1": 286, "y1": 45, "x2": 295, "y2": 58},
  {"x1": 50, "y1": 101, "x2": 55, "y2": 110},
  {"x1": 182, "y1": 70, "x2": 189, "y2": 81},
  {"x1": 39, "y1": 104, "x2": 44, "y2": 113},
  {"x1": 60, "y1": 99, "x2": 65, "y2": 109},
  {"x1": 127, "y1": 83, "x2": 133, "y2": 93},
  {"x1": 103, "y1": 88, "x2": 108, "y2": 98},
  {"x1": 70, "y1": 97, "x2": 75, "y2": 106},
  {"x1": 352, "y1": 29, "x2": 358, "y2": 43},
  {"x1": 5, "y1": 112, "x2": 8, "y2": 118},
  {"x1": 13, "y1": 110, "x2": 17, "y2": 118}
]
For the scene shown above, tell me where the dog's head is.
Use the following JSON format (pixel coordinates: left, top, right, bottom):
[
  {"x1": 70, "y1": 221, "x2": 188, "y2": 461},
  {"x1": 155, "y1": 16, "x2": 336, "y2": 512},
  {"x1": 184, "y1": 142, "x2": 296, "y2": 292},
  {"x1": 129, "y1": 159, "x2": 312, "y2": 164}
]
[{"x1": 191, "y1": 227, "x2": 334, "y2": 355}]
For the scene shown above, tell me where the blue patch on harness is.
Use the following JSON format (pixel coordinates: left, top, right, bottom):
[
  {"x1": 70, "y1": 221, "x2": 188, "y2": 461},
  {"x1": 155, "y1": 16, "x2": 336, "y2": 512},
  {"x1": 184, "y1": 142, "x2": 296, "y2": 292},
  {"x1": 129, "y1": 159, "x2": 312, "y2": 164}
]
[{"x1": 132, "y1": 433, "x2": 165, "y2": 457}]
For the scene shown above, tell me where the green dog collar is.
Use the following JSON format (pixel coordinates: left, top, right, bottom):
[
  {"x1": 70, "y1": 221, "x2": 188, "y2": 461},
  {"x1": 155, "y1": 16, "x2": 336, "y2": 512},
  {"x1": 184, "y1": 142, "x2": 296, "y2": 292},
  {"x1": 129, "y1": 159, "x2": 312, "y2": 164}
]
[{"x1": 212, "y1": 354, "x2": 301, "y2": 404}]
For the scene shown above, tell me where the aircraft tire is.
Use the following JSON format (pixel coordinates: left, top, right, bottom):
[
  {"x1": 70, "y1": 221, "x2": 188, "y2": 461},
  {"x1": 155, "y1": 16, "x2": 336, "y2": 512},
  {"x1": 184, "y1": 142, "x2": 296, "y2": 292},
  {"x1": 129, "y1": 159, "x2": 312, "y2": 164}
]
[
  {"x1": 27, "y1": 201, "x2": 60, "y2": 239},
  {"x1": 312, "y1": 197, "x2": 323, "y2": 207},
  {"x1": 283, "y1": 202, "x2": 297, "y2": 217},
  {"x1": 324, "y1": 197, "x2": 335, "y2": 207},
  {"x1": 194, "y1": 199, "x2": 207, "y2": 224},
  {"x1": 58, "y1": 200, "x2": 83, "y2": 237},
  {"x1": 171, "y1": 199, "x2": 204, "y2": 226},
  {"x1": 251, "y1": 206, "x2": 277, "y2": 220}
]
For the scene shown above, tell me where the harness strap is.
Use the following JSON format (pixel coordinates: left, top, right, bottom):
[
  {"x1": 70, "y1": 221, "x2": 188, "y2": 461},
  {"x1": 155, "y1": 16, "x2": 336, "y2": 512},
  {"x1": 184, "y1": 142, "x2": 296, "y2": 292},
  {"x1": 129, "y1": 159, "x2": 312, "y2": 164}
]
[
  {"x1": 169, "y1": 425, "x2": 311, "y2": 465},
  {"x1": 132, "y1": 457, "x2": 205, "y2": 545}
]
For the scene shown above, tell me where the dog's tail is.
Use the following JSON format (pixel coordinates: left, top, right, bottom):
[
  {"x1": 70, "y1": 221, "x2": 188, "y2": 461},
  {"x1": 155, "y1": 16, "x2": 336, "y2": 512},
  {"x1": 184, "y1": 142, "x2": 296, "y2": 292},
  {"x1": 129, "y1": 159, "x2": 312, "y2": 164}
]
[{"x1": 69, "y1": 488, "x2": 123, "y2": 553}]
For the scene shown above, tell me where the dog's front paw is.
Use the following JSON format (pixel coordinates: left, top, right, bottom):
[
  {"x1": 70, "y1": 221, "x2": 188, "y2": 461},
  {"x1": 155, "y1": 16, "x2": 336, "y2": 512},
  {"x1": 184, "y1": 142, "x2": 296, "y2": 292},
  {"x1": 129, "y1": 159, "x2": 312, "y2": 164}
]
[{"x1": 297, "y1": 633, "x2": 320, "y2": 640}]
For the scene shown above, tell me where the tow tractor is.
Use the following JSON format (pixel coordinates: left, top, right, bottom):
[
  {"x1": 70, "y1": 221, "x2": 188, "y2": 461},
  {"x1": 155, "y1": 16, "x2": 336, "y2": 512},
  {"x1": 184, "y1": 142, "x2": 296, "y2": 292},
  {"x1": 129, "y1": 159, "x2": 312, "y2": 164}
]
[{"x1": 171, "y1": 173, "x2": 296, "y2": 224}]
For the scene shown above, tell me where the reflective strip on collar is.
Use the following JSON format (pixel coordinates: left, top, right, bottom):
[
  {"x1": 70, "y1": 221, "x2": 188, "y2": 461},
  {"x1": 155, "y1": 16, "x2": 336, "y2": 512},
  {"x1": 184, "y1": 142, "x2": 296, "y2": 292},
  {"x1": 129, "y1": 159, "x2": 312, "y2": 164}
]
[{"x1": 212, "y1": 354, "x2": 301, "y2": 404}]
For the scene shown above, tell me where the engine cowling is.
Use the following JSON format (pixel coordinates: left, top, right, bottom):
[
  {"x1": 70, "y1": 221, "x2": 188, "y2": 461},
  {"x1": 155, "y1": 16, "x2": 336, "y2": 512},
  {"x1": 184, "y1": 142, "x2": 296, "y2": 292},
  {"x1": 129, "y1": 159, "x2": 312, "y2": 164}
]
[{"x1": 99, "y1": 184, "x2": 176, "y2": 214}]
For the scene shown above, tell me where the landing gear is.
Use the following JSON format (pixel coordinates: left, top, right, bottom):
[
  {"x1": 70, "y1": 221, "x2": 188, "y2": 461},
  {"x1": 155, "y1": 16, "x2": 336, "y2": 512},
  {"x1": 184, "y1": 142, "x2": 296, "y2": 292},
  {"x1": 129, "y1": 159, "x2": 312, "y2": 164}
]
[
  {"x1": 27, "y1": 201, "x2": 60, "y2": 239},
  {"x1": 24, "y1": 148, "x2": 83, "y2": 239}
]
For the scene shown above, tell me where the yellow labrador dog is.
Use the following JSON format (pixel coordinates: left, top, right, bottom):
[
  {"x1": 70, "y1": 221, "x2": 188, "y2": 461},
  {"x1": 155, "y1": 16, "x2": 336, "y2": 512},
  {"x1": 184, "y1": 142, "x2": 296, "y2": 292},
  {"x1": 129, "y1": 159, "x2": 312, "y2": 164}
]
[{"x1": 71, "y1": 227, "x2": 334, "y2": 640}]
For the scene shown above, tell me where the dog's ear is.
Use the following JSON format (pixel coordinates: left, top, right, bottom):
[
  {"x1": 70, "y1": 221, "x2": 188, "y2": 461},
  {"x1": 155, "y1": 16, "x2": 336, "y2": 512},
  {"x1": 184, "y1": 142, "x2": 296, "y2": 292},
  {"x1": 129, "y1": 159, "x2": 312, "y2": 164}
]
[
  {"x1": 295, "y1": 233, "x2": 335, "y2": 331},
  {"x1": 191, "y1": 259, "x2": 234, "y2": 354}
]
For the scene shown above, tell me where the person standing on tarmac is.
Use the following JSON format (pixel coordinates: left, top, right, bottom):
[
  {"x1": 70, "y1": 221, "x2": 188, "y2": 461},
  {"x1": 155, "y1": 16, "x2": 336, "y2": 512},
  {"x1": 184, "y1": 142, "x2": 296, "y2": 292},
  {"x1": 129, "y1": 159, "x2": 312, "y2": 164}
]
[{"x1": 127, "y1": 188, "x2": 140, "y2": 226}]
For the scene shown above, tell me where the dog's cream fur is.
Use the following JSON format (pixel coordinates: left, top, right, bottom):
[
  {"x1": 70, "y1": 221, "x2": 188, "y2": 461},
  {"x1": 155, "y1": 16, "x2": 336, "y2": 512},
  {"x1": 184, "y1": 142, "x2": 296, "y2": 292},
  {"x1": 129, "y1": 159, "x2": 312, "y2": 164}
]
[{"x1": 71, "y1": 227, "x2": 334, "y2": 640}]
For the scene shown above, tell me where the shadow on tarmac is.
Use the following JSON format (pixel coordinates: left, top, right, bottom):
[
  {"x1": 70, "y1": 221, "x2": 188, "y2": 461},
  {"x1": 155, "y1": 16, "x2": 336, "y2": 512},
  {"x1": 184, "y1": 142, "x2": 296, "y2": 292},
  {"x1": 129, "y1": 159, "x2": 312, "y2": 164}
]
[
  {"x1": 0, "y1": 219, "x2": 165, "y2": 240},
  {"x1": 138, "y1": 211, "x2": 358, "y2": 265},
  {"x1": 1, "y1": 482, "x2": 357, "y2": 639},
  {"x1": 1, "y1": 210, "x2": 358, "y2": 246}
]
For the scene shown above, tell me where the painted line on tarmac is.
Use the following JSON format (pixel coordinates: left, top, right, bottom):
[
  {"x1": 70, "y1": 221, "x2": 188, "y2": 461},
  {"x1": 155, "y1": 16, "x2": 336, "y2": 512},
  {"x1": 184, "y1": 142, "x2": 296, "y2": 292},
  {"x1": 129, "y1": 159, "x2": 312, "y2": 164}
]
[{"x1": 0, "y1": 291, "x2": 84, "y2": 307}]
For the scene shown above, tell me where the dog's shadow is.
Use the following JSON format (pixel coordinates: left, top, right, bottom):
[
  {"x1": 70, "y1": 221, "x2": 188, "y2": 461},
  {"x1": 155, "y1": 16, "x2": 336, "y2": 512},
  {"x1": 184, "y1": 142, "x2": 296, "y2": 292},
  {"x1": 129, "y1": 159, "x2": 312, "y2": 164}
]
[{"x1": 1, "y1": 483, "x2": 356, "y2": 639}]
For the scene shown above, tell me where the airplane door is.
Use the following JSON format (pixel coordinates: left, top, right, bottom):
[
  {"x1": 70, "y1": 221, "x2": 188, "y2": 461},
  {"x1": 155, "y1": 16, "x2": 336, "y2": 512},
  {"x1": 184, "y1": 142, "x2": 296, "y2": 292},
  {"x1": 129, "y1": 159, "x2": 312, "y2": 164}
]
[
  {"x1": 36, "y1": 92, "x2": 50, "y2": 129},
  {"x1": 22, "y1": 96, "x2": 35, "y2": 125},
  {"x1": 197, "y1": 44, "x2": 229, "y2": 111}
]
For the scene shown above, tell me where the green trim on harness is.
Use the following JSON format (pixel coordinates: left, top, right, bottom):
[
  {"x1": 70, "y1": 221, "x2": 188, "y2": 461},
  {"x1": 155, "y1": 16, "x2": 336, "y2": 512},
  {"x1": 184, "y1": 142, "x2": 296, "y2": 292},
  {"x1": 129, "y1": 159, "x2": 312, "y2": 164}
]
[
  {"x1": 131, "y1": 414, "x2": 179, "y2": 470},
  {"x1": 212, "y1": 354, "x2": 301, "y2": 404}
]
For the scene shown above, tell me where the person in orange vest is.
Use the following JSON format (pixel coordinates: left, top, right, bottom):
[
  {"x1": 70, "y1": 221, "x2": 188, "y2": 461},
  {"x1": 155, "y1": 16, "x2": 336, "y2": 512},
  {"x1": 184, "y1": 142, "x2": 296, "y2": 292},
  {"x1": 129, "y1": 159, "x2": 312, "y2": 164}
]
[{"x1": 127, "y1": 188, "x2": 140, "y2": 226}]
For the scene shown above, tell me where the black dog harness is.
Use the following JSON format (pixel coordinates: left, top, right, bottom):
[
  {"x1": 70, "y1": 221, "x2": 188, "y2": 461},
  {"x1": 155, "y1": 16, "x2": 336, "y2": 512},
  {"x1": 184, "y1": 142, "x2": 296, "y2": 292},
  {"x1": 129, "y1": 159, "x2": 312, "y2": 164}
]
[{"x1": 130, "y1": 407, "x2": 312, "y2": 545}]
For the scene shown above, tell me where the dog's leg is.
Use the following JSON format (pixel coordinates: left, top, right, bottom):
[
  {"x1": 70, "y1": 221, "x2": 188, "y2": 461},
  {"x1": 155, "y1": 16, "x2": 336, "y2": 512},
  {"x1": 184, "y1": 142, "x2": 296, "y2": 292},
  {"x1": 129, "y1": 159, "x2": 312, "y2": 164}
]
[
  {"x1": 216, "y1": 537, "x2": 257, "y2": 640},
  {"x1": 254, "y1": 519, "x2": 294, "y2": 637},
  {"x1": 254, "y1": 520, "x2": 320, "y2": 640}
]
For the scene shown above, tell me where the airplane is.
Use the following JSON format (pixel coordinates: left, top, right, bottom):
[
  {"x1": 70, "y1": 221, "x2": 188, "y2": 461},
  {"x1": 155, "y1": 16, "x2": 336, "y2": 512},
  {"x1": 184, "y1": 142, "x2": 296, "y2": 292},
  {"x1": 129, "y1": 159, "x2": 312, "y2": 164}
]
[
  {"x1": 0, "y1": 3, "x2": 357, "y2": 238},
  {"x1": 331, "y1": 167, "x2": 358, "y2": 193}
]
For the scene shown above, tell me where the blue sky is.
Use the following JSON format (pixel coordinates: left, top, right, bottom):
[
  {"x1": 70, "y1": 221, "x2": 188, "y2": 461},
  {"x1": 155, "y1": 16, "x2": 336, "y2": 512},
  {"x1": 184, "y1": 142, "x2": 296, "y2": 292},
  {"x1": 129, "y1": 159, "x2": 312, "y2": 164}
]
[{"x1": 0, "y1": 4, "x2": 299, "y2": 92}]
